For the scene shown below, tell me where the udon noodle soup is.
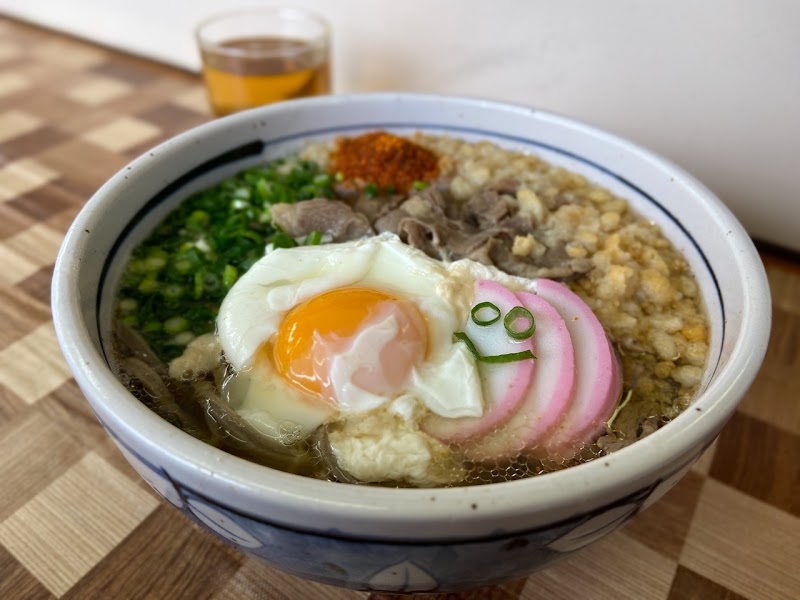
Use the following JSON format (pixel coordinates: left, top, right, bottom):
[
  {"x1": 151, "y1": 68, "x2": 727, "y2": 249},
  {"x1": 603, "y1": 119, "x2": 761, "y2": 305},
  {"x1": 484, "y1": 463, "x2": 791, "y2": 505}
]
[{"x1": 112, "y1": 132, "x2": 709, "y2": 488}]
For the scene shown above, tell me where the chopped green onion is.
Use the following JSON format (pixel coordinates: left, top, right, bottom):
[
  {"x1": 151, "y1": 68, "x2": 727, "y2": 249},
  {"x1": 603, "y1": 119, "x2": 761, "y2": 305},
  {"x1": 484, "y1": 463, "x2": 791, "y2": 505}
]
[
  {"x1": 255, "y1": 178, "x2": 270, "y2": 200},
  {"x1": 504, "y1": 306, "x2": 535, "y2": 340},
  {"x1": 305, "y1": 230, "x2": 323, "y2": 246},
  {"x1": 240, "y1": 255, "x2": 259, "y2": 272},
  {"x1": 193, "y1": 271, "x2": 204, "y2": 299},
  {"x1": 479, "y1": 350, "x2": 537, "y2": 363},
  {"x1": 173, "y1": 258, "x2": 193, "y2": 274},
  {"x1": 297, "y1": 184, "x2": 317, "y2": 200},
  {"x1": 163, "y1": 284, "x2": 183, "y2": 300},
  {"x1": 120, "y1": 314, "x2": 138, "y2": 327},
  {"x1": 453, "y1": 331, "x2": 536, "y2": 363},
  {"x1": 142, "y1": 320, "x2": 162, "y2": 334},
  {"x1": 186, "y1": 210, "x2": 210, "y2": 229},
  {"x1": 232, "y1": 187, "x2": 250, "y2": 200},
  {"x1": 164, "y1": 316, "x2": 189, "y2": 335},
  {"x1": 202, "y1": 273, "x2": 220, "y2": 293},
  {"x1": 172, "y1": 331, "x2": 195, "y2": 346},
  {"x1": 222, "y1": 264, "x2": 238, "y2": 289},
  {"x1": 412, "y1": 180, "x2": 429, "y2": 190},
  {"x1": 147, "y1": 248, "x2": 169, "y2": 260},
  {"x1": 118, "y1": 298, "x2": 137, "y2": 313},
  {"x1": 384, "y1": 184, "x2": 396, "y2": 195},
  {"x1": 364, "y1": 183, "x2": 379, "y2": 198},
  {"x1": 454, "y1": 331, "x2": 481, "y2": 357},
  {"x1": 334, "y1": 171, "x2": 345, "y2": 182},
  {"x1": 128, "y1": 259, "x2": 147, "y2": 274},
  {"x1": 116, "y1": 153, "x2": 334, "y2": 361},
  {"x1": 270, "y1": 231, "x2": 298, "y2": 249},
  {"x1": 144, "y1": 255, "x2": 167, "y2": 272},
  {"x1": 471, "y1": 301, "x2": 501, "y2": 326},
  {"x1": 138, "y1": 277, "x2": 159, "y2": 294}
]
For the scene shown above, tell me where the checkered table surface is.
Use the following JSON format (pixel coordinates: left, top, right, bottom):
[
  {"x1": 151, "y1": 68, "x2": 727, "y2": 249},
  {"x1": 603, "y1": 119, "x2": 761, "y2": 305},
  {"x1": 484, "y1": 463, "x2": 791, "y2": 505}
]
[{"x1": 0, "y1": 16, "x2": 797, "y2": 600}]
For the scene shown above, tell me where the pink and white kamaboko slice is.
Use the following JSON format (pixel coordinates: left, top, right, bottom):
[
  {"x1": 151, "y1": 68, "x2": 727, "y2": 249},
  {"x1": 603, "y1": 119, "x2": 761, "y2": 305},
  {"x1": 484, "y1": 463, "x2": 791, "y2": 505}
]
[
  {"x1": 532, "y1": 279, "x2": 622, "y2": 459},
  {"x1": 427, "y1": 277, "x2": 622, "y2": 462},
  {"x1": 461, "y1": 289, "x2": 576, "y2": 461},
  {"x1": 422, "y1": 279, "x2": 536, "y2": 443}
]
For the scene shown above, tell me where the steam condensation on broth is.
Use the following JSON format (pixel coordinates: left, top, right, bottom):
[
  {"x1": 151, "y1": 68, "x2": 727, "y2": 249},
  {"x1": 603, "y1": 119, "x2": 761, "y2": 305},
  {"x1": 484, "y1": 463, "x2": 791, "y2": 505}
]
[{"x1": 112, "y1": 132, "x2": 709, "y2": 488}]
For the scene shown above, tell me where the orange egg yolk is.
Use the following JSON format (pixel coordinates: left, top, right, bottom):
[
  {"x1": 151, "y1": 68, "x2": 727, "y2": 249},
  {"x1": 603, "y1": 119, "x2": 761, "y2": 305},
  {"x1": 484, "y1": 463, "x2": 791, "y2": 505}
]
[{"x1": 272, "y1": 287, "x2": 428, "y2": 404}]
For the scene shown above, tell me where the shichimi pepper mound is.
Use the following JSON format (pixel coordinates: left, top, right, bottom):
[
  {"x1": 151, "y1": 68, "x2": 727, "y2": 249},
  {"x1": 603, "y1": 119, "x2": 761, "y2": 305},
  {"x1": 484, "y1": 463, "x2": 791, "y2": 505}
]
[{"x1": 331, "y1": 131, "x2": 440, "y2": 194}]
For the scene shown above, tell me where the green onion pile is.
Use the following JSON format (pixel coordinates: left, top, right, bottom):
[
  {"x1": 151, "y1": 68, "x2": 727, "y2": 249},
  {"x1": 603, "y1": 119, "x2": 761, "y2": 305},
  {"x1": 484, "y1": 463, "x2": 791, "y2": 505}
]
[{"x1": 116, "y1": 157, "x2": 333, "y2": 361}]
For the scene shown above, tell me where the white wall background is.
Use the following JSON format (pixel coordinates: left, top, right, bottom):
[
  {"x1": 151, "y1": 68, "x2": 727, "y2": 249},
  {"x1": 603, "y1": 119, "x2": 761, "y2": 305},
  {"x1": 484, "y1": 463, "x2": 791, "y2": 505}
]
[{"x1": 4, "y1": 0, "x2": 799, "y2": 250}]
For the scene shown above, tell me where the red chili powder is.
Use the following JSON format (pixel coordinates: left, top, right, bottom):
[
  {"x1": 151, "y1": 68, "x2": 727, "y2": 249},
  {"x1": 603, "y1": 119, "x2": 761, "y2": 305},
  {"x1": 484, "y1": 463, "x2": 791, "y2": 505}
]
[{"x1": 331, "y1": 131, "x2": 440, "y2": 193}]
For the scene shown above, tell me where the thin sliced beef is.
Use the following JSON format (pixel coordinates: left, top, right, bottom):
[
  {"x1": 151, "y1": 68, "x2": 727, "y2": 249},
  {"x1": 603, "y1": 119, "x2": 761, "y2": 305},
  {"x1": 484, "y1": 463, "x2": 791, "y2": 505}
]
[
  {"x1": 375, "y1": 189, "x2": 445, "y2": 234},
  {"x1": 395, "y1": 219, "x2": 447, "y2": 261},
  {"x1": 470, "y1": 237, "x2": 593, "y2": 280},
  {"x1": 462, "y1": 189, "x2": 511, "y2": 229},
  {"x1": 489, "y1": 177, "x2": 521, "y2": 197},
  {"x1": 350, "y1": 192, "x2": 407, "y2": 223},
  {"x1": 271, "y1": 199, "x2": 374, "y2": 242},
  {"x1": 357, "y1": 182, "x2": 592, "y2": 280},
  {"x1": 320, "y1": 178, "x2": 592, "y2": 281}
]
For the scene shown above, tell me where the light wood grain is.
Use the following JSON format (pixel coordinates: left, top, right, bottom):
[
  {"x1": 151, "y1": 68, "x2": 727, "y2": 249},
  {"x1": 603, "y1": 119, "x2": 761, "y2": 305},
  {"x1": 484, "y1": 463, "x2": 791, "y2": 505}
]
[
  {"x1": 681, "y1": 478, "x2": 800, "y2": 600},
  {"x1": 0, "y1": 453, "x2": 159, "y2": 596}
]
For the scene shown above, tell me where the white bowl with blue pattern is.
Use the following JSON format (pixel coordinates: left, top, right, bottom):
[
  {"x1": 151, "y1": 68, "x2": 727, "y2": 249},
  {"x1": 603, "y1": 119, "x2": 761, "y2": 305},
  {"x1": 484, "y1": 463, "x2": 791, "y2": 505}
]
[{"x1": 51, "y1": 93, "x2": 770, "y2": 593}]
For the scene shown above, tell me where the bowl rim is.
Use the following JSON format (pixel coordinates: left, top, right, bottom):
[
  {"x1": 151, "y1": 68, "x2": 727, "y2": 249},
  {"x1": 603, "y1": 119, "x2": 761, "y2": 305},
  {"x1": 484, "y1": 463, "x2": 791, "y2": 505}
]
[{"x1": 51, "y1": 92, "x2": 772, "y2": 540}]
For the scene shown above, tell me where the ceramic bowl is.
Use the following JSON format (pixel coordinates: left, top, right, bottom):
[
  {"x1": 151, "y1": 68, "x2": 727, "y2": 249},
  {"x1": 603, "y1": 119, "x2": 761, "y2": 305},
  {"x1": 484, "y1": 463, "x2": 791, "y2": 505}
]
[{"x1": 51, "y1": 93, "x2": 770, "y2": 593}]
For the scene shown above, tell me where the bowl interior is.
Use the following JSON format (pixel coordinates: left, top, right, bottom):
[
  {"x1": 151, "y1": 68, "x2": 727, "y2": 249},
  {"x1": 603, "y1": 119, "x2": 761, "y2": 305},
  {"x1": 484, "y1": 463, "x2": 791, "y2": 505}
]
[
  {"x1": 53, "y1": 93, "x2": 770, "y2": 540},
  {"x1": 98, "y1": 122, "x2": 727, "y2": 383}
]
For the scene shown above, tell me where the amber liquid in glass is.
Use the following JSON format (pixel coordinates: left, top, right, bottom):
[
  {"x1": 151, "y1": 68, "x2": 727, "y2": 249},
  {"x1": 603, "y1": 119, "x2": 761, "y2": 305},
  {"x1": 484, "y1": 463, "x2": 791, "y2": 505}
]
[{"x1": 201, "y1": 36, "x2": 330, "y2": 116}]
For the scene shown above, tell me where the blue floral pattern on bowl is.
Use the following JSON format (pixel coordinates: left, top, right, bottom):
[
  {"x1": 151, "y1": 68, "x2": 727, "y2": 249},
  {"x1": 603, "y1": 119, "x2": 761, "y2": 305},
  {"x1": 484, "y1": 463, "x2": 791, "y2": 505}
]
[{"x1": 108, "y1": 420, "x2": 702, "y2": 593}]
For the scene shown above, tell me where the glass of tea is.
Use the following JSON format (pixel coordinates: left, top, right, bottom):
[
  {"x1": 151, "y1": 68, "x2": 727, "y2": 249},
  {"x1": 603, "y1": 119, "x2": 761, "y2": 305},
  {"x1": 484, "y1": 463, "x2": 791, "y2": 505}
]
[{"x1": 195, "y1": 7, "x2": 331, "y2": 117}]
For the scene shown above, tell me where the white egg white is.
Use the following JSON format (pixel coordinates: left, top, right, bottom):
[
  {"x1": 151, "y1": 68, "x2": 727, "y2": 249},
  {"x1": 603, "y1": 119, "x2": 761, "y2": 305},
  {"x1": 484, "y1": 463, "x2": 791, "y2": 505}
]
[
  {"x1": 212, "y1": 232, "x2": 562, "y2": 486},
  {"x1": 216, "y1": 233, "x2": 487, "y2": 432}
]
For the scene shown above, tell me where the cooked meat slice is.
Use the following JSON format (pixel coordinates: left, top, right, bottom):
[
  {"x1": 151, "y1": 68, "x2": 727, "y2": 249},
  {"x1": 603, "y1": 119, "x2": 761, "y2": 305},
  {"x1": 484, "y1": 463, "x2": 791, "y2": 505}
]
[
  {"x1": 271, "y1": 199, "x2": 374, "y2": 242},
  {"x1": 499, "y1": 212, "x2": 536, "y2": 233},
  {"x1": 332, "y1": 182, "x2": 361, "y2": 201},
  {"x1": 461, "y1": 189, "x2": 511, "y2": 229},
  {"x1": 333, "y1": 179, "x2": 593, "y2": 282},
  {"x1": 350, "y1": 192, "x2": 406, "y2": 223},
  {"x1": 374, "y1": 208, "x2": 409, "y2": 234},
  {"x1": 489, "y1": 177, "x2": 521, "y2": 196},
  {"x1": 414, "y1": 186, "x2": 449, "y2": 213},
  {"x1": 396, "y1": 219, "x2": 449, "y2": 261},
  {"x1": 482, "y1": 238, "x2": 593, "y2": 280}
]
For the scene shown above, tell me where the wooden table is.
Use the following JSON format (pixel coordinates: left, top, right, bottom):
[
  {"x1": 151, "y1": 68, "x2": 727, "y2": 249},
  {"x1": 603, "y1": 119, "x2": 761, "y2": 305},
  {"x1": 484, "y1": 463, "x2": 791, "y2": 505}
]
[{"x1": 0, "y1": 16, "x2": 797, "y2": 600}]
